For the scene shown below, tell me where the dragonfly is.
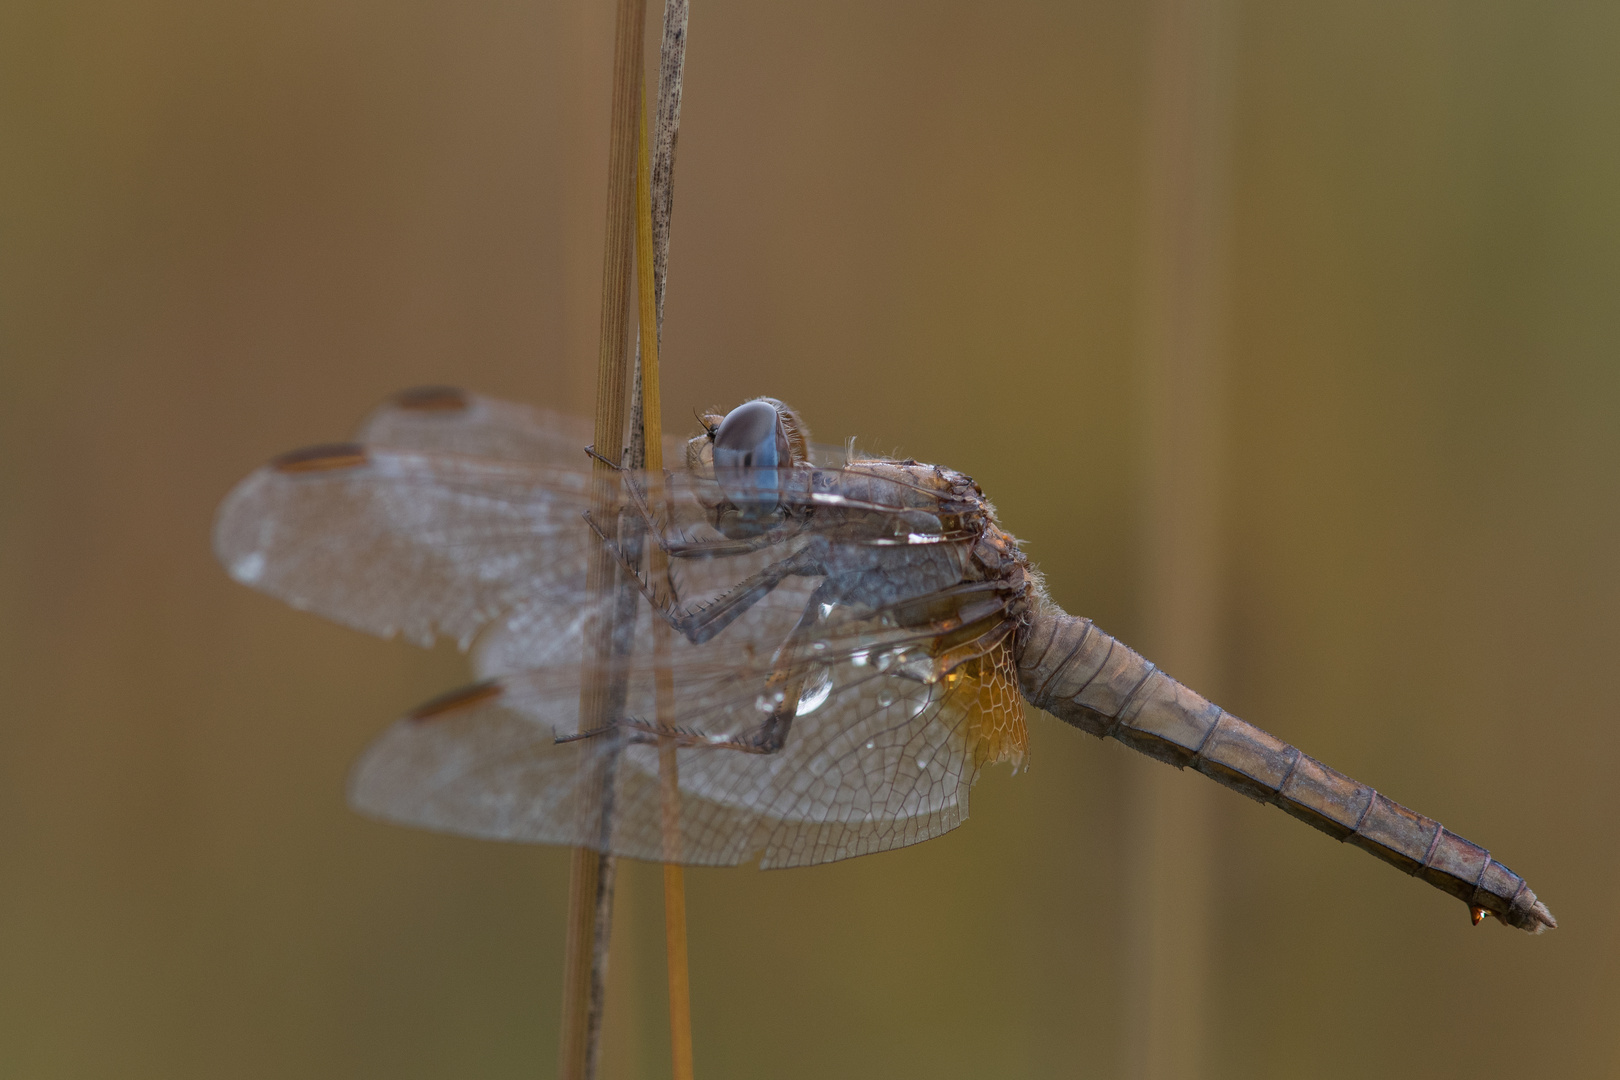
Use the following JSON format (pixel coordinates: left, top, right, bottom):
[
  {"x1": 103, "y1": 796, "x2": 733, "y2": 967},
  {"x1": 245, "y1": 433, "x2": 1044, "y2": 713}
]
[{"x1": 214, "y1": 386, "x2": 1555, "y2": 933}]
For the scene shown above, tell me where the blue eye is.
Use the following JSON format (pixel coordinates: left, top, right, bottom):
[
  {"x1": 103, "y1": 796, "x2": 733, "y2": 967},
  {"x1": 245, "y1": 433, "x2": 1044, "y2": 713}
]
[{"x1": 713, "y1": 400, "x2": 789, "y2": 508}]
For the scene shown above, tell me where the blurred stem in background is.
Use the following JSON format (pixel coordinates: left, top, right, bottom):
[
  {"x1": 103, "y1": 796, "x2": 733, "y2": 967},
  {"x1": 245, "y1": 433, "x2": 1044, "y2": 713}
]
[{"x1": 1125, "y1": 0, "x2": 1233, "y2": 1077}]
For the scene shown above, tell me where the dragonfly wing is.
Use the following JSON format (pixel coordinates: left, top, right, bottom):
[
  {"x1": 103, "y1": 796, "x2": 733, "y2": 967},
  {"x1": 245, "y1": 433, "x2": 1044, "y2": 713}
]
[
  {"x1": 700, "y1": 634, "x2": 1027, "y2": 868},
  {"x1": 214, "y1": 444, "x2": 602, "y2": 649},
  {"x1": 215, "y1": 441, "x2": 832, "y2": 672},
  {"x1": 348, "y1": 671, "x2": 639, "y2": 856},
  {"x1": 351, "y1": 632, "x2": 1025, "y2": 867},
  {"x1": 219, "y1": 388, "x2": 965, "y2": 656},
  {"x1": 471, "y1": 564, "x2": 821, "y2": 679},
  {"x1": 357, "y1": 386, "x2": 689, "y2": 466},
  {"x1": 350, "y1": 655, "x2": 774, "y2": 863}
]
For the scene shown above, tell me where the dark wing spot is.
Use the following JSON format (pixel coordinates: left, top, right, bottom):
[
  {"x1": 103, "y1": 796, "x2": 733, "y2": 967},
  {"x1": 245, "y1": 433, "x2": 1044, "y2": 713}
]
[
  {"x1": 392, "y1": 385, "x2": 471, "y2": 412},
  {"x1": 408, "y1": 680, "x2": 504, "y2": 722},
  {"x1": 271, "y1": 443, "x2": 370, "y2": 474}
]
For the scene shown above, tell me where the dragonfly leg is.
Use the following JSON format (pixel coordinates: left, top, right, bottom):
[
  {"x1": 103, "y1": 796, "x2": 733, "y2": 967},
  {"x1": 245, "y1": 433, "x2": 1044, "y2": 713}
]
[
  {"x1": 564, "y1": 583, "x2": 843, "y2": 756},
  {"x1": 584, "y1": 451, "x2": 678, "y2": 544},
  {"x1": 659, "y1": 547, "x2": 821, "y2": 645},
  {"x1": 746, "y1": 583, "x2": 841, "y2": 751},
  {"x1": 682, "y1": 581, "x2": 843, "y2": 754},
  {"x1": 582, "y1": 508, "x2": 819, "y2": 645},
  {"x1": 582, "y1": 443, "x2": 625, "y2": 470},
  {"x1": 554, "y1": 718, "x2": 668, "y2": 748},
  {"x1": 584, "y1": 441, "x2": 727, "y2": 551},
  {"x1": 596, "y1": 447, "x2": 808, "y2": 562},
  {"x1": 552, "y1": 712, "x2": 784, "y2": 754},
  {"x1": 585, "y1": 467, "x2": 790, "y2": 561}
]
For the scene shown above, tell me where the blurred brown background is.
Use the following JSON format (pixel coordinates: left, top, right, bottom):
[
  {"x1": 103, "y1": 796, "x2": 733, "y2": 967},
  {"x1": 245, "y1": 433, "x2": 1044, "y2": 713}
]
[{"x1": 3, "y1": 1, "x2": 1617, "y2": 1077}]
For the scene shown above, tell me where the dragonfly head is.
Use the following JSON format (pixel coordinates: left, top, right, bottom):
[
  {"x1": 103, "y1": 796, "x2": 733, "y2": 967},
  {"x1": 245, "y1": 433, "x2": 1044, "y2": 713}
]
[{"x1": 687, "y1": 398, "x2": 812, "y2": 532}]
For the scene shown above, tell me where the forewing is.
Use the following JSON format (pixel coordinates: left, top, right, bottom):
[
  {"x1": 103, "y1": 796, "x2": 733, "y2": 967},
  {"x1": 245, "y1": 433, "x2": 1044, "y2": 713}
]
[
  {"x1": 214, "y1": 444, "x2": 608, "y2": 649},
  {"x1": 356, "y1": 386, "x2": 688, "y2": 465},
  {"x1": 217, "y1": 418, "x2": 843, "y2": 653}
]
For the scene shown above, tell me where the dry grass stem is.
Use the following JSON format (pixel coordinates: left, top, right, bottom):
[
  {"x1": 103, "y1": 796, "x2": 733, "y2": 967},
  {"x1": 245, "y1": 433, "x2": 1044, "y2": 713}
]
[
  {"x1": 634, "y1": 64, "x2": 695, "y2": 1080},
  {"x1": 559, "y1": 0, "x2": 649, "y2": 1076}
]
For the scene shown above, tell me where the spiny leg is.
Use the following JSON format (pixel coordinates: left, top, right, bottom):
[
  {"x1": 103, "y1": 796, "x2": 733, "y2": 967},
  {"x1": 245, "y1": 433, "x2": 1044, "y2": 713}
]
[
  {"x1": 584, "y1": 444, "x2": 796, "y2": 561},
  {"x1": 583, "y1": 508, "x2": 820, "y2": 646},
  {"x1": 614, "y1": 581, "x2": 843, "y2": 754},
  {"x1": 735, "y1": 579, "x2": 844, "y2": 753}
]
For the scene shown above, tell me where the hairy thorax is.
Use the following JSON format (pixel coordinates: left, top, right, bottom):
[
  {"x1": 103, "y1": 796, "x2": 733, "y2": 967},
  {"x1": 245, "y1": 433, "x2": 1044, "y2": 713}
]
[{"x1": 820, "y1": 458, "x2": 1041, "y2": 639}]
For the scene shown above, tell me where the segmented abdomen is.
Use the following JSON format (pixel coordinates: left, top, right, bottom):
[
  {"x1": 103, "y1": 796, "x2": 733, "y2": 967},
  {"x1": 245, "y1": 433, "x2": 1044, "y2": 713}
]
[{"x1": 1017, "y1": 604, "x2": 1555, "y2": 933}]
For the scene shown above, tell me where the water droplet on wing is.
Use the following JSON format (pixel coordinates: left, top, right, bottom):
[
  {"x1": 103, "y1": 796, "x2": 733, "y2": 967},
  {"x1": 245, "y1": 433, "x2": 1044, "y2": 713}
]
[{"x1": 796, "y1": 666, "x2": 832, "y2": 716}]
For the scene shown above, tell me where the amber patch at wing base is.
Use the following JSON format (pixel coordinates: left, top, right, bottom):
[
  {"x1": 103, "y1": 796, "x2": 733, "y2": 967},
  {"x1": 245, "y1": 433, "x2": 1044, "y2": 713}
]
[
  {"x1": 271, "y1": 443, "x2": 369, "y2": 473},
  {"x1": 957, "y1": 638, "x2": 1028, "y2": 770}
]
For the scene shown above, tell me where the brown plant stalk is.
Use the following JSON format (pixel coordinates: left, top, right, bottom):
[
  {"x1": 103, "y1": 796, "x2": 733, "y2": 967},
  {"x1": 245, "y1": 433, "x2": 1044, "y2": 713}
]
[
  {"x1": 559, "y1": 0, "x2": 649, "y2": 1076},
  {"x1": 634, "y1": 72, "x2": 695, "y2": 1080}
]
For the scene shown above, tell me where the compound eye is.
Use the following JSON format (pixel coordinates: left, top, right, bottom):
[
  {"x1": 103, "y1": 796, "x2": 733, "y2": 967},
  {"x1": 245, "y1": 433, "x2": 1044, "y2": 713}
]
[
  {"x1": 713, "y1": 401, "x2": 782, "y2": 468},
  {"x1": 712, "y1": 400, "x2": 790, "y2": 507}
]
